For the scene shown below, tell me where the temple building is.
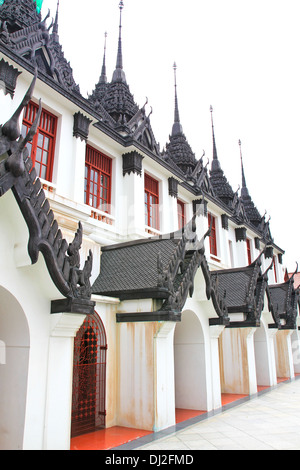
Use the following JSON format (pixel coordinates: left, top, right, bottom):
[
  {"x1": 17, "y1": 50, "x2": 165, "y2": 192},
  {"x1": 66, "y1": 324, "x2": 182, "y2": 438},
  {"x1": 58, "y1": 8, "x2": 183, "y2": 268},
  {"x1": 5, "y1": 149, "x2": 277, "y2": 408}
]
[{"x1": 0, "y1": 0, "x2": 299, "y2": 450}]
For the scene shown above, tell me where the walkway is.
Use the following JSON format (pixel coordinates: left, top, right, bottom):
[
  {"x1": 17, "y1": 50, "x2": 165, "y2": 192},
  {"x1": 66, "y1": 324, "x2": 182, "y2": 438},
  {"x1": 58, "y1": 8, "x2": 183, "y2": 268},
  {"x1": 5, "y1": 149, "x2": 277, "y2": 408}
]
[
  {"x1": 119, "y1": 378, "x2": 300, "y2": 451},
  {"x1": 71, "y1": 377, "x2": 300, "y2": 450}
]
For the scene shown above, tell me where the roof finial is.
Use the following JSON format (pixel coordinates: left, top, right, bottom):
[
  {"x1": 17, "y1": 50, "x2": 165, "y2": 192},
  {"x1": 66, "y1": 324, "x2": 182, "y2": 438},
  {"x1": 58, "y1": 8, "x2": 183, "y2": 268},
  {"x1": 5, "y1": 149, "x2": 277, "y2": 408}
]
[
  {"x1": 117, "y1": 1, "x2": 124, "y2": 69},
  {"x1": 112, "y1": 1, "x2": 126, "y2": 82},
  {"x1": 52, "y1": 0, "x2": 60, "y2": 41},
  {"x1": 172, "y1": 62, "x2": 183, "y2": 136},
  {"x1": 173, "y1": 62, "x2": 180, "y2": 123},
  {"x1": 239, "y1": 139, "x2": 249, "y2": 197},
  {"x1": 100, "y1": 32, "x2": 108, "y2": 84},
  {"x1": 210, "y1": 105, "x2": 220, "y2": 170}
]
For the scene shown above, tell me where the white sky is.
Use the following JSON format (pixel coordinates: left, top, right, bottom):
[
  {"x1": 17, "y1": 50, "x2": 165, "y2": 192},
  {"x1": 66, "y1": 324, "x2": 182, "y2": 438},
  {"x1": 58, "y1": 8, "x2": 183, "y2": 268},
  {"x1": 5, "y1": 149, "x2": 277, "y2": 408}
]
[{"x1": 41, "y1": 0, "x2": 300, "y2": 272}]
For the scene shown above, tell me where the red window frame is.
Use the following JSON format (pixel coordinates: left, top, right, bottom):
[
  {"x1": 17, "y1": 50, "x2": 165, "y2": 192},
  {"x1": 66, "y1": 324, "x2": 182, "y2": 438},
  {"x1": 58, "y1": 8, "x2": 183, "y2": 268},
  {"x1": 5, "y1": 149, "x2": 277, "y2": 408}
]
[
  {"x1": 246, "y1": 239, "x2": 252, "y2": 265},
  {"x1": 208, "y1": 213, "x2": 217, "y2": 257},
  {"x1": 177, "y1": 199, "x2": 186, "y2": 229},
  {"x1": 22, "y1": 101, "x2": 57, "y2": 182},
  {"x1": 85, "y1": 145, "x2": 112, "y2": 213},
  {"x1": 145, "y1": 174, "x2": 159, "y2": 230}
]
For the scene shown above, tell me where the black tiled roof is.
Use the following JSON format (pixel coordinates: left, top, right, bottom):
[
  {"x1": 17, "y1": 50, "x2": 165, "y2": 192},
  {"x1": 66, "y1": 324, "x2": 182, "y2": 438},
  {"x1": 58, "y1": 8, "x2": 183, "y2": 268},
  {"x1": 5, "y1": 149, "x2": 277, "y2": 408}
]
[
  {"x1": 268, "y1": 276, "x2": 299, "y2": 329},
  {"x1": 92, "y1": 238, "x2": 181, "y2": 299},
  {"x1": 211, "y1": 267, "x2": 254, "y2": 311}
]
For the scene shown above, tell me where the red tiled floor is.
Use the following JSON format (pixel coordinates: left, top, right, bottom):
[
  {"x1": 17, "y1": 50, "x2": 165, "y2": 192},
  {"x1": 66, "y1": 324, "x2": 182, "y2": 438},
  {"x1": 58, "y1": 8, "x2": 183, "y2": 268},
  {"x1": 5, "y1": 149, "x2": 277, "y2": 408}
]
[
  {"x1": 70, "y1": 426, "x2": 152, "y2": 451},
  {"x1": 277, "y1": 377, "x2": 289, "y2": 383},
  {"x1": 221, "y1": 393, "x2": 248, "y2": 406},
  {"x1": 257, "y1": 385, "x2": 270, "y2": 392},
  {"x1": 175, "y1": 408, "x2": 206, "y2": 423}
]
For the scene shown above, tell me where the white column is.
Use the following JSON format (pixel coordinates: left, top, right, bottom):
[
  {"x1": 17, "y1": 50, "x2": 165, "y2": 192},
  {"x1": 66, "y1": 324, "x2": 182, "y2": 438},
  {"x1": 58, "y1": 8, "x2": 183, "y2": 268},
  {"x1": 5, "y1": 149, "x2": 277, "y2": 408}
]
[
  {"x1": 154, "y1": 322, "x2": 176, "y2": 432},
  {"x1": 72, "y1": 136, "x2": 86, "y2": 204},
  {"x1": 235, "y1": 240, "x2": 248, "y2": 267},
  {"x1": 246, "y1": 327, "x2": 258, "y2": 395},
  {"x1": 220, "y1": 327, "x2": 257, "y2": 395},
  {"x1": 275, "y1": 329, "x2": 295, "y2": 380},
  {"x1": 292, "y1": 329, "x2": 300, "y2": 374},
  {"x1": 123, "y1": 172, "x2": 145, "y2": 239},
  {"x1": 254, "y1": 325, "x2": 278, "y2": 387},
  {"x1": 168, "y1": 194, "x2": 178, "y2": 233},
  {"x1": 209, "y1": 325, "x2": 225, "y2": 409},
  {"x1": 43, "y1": 313, "x2": 86, "y2": 450}
]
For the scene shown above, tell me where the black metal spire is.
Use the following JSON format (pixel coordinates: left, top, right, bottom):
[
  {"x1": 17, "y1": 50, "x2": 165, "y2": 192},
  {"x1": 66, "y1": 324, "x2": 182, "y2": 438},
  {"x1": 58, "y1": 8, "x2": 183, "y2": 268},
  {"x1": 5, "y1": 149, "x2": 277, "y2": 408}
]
[
  {"x1": 239, "y1": 140, "x2": 249, "y2": 198},
  {"x1": 112, "y1": 1, "x2": 126, "y2": 83},
  {"x1": 51, "y1": 0, "x2": 59, "y2": 42},
  {"x1": 210, "y1": 105, "x2": 220, "y2": 171},
  {"x1": 239, "y1": 139, "x2": 263, "y2": 227},
  {"x1": 209, "y1": 106, "x2": 235, "y2": 206},
  {"x1": 164, "y1": 62, "x2": 197, "y2": 174},
  {"x1": 100, "y1": 32, "x2": 108, "y2": 85},
  {"x1": 172, "y1": 62, "x2": 183, "y2": 136}
]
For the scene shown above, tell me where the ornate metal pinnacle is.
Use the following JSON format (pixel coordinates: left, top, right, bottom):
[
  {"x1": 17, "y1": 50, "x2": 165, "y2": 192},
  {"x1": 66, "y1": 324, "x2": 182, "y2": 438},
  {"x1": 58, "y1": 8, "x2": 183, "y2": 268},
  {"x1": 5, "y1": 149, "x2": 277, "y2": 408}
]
[{"x1": 173, "y1": 62, "x2": 177, "y2": 83}]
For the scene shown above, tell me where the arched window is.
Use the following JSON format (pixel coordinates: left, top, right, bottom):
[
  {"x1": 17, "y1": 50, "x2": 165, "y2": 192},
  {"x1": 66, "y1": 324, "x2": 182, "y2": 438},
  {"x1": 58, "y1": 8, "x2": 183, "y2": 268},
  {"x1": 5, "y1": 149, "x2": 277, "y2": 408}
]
[{"x1": 71, "y1": 312, "x2": 107, "y2": 437}]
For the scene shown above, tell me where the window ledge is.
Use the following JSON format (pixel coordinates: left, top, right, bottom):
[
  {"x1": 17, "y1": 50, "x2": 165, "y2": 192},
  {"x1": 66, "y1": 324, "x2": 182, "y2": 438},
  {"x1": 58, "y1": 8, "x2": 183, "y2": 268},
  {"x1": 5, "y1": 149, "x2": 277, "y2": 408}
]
[
  {"x1": 210, "y1": 255, "x2": 222, "y2": 263},
  {"x1": 89, "y1": 207, "x2": 115, "y2": 226},
  {"x1": 145, "y1": 225, "x2": 161, "y2": 236},
  {"x1": 40, "y1": 178, "x2": 56, "y2": 194}
]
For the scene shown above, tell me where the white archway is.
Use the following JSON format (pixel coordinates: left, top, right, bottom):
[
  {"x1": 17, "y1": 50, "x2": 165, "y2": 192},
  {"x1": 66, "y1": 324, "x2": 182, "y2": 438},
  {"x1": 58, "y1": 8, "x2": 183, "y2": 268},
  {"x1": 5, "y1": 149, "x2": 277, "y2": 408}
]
[
  {"x1": 174, "y1": 310, "x2": 207, "y2": 412},
  {"x1": 0, "y1": 286, "x2": 30, "y2": 450}
]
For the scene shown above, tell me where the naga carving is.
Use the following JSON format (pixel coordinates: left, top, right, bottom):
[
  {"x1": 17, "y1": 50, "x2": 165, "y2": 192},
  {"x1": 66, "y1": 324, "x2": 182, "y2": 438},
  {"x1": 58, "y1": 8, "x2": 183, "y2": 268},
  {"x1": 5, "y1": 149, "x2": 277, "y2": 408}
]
[
  {"x1": 0, "y1": 71, "x2": 94, "y2": 313},
  {"x1": 158, "y1": 214, "x2": 229, "y2": 324}
]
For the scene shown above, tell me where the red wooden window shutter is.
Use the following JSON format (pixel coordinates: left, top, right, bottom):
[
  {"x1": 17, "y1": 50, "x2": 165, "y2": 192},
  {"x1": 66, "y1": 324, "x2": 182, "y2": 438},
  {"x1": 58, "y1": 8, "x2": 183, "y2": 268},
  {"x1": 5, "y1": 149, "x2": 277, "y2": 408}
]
[
  {"x1": 85, "y1": 145, "x2": 112, "y2": 213},
  {"x1": 208, "y1": 213, "x2": 217, "y2": 256},
  {"x1": 144, "y1": 174, "x2": 159, "y2": 230},
  {"x1": 22, "y1": 101, "x2": 57, "y2": 182}
]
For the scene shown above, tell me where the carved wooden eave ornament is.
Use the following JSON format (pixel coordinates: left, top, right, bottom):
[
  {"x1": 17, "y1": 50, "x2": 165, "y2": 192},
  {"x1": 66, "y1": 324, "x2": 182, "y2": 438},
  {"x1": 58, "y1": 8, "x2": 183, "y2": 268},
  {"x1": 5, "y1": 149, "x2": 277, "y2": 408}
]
[
  {"x1": 268, "y1": 263, "x2": 300, "y2": 330},
  {"x1": 92, "y1": 207, "x2": 230, "y2": 325},
  {"x1": 0, "y1": 72, "x2": 94, "y2": 315},
  {"x1": 210, "y1": 249, "x2": 277, "y2": 328}
]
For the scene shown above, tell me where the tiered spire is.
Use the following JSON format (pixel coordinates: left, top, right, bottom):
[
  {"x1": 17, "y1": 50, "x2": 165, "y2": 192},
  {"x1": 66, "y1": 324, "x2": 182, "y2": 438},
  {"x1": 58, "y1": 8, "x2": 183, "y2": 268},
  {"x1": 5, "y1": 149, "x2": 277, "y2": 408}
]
[
  {"x1": 209, "y1": 106, "x2": 234, "y2": 205},
  {"x1": 239, "y1": 140, "x2": 249, "y2": 198},
  {"x1": 51, "y1": 0, "x2": 59, "y2": 43},
  {"x1": 89, "y1": 1, "x2": 138, "y2": 125},
  {"x1": 238, "y1": 140, "x2": 262, "y2": 226},
  {"x1": 164, "y1": 63, "x2": 197, "y2": 175},
  {"x1": 172, "y1": 62, "x2": 183, "y2": 136},
  {"x1": 112, "y1": 1, "x2": 126, "y2": 83},
  {"x1": 210, "y1": 105, "x2": 220, "y2": 171},
  {"x1": 100, "y1": 32, "x2": 108, "y2": 85},
  {"x1": 88, "y1": 32, "x2": 108, "y2": 106}
]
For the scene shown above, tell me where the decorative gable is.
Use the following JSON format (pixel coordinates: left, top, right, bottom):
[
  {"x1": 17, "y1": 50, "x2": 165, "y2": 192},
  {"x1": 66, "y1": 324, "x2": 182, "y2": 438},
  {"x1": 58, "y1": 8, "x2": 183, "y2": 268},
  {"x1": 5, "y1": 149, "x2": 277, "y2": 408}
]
[{"x1": 0, "y1": 5, "x2": 80, "y2": 94}]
